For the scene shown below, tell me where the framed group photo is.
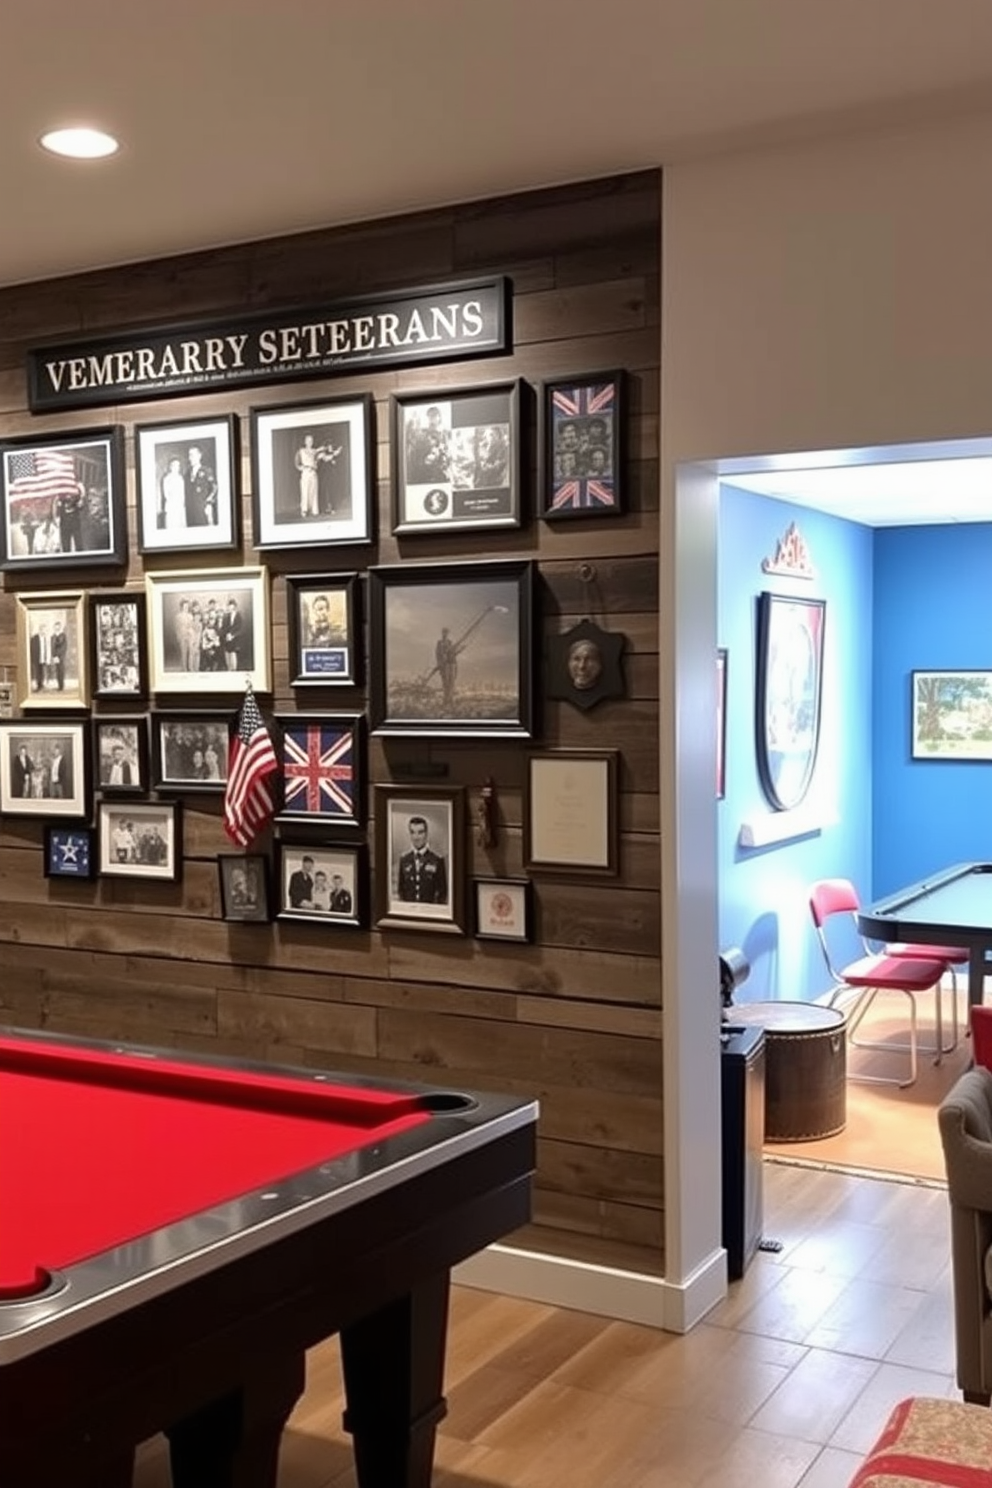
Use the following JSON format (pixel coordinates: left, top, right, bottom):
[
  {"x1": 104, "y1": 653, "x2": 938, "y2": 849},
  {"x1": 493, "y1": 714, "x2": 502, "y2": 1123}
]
[
  {"x1": 0, "y1": 426, "x2": 127, "y2": 571},
  {"x1": 145, "y1": 566, "x2": 271, "y2": 695},
  {"x1": 135, "y1": 415, "x2": 240, "y2": 554},
  {"x1": 93, "y1": 716, "x2": 148, "y2": 796},
  {"x1": 89, "y1": 591, "x2": 147, "y2": 699},
  {"x1": 539, "y1": 371, "x2": 624, "y2": 520},
  {"x1": 97, "y1": 800, "x2": 181, "y2": 882},
  {"x1": 0, "y1": 720, "x2": 89, "y2": 819},
  {"x1": 391, "y1": 379, "x2": 523, "y2": 534},
  {"x1": 16, "y1": 590, "x2": 89, "y2": 710},
  {"x1": 217, "y1": 854, "x2": 271, "y2": 923},
  {"x1": 275, "y1": 713, "x2": 363, "y2": 827},
  {"x1": 151, "y1": 712, "x2": 229, "y2": 792},
  {"x1": 285, "y1": 572, "x2": 361, "y2": 687},
  {"x1": 251, "y1": 395, "x2": 375, "y2": 549},
  {"x1": 373, "y1": 784, "x2": 465, "y2": 934},
  {"x1": 368, "y1": 560, "x2": 534, "y2": 738},
  {"x1": 276, "y1": 842, "x2": 365, "y2": 928}
]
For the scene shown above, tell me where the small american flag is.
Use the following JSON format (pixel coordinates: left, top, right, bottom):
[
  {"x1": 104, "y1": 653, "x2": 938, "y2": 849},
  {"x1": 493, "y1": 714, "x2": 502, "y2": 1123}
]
[
  {"x1": 223, "y1": 685, "x2": 278, "y2": 848},
  {"x1": 8, "y1": 447, "x2": 79, "y2": 501}
]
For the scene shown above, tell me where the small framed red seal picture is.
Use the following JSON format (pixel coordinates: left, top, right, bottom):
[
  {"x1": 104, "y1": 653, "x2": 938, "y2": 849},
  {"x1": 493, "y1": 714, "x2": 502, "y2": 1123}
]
[{"x1": 473, "y1": 877, "x2": 532, "y2": 943}]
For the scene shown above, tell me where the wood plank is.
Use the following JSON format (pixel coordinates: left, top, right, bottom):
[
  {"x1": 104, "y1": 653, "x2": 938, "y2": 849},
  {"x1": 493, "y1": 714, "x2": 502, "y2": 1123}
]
[
  {"x1": 384, "y1": 939, "x2": 660, "y2": 1006},
  {"x1": 216, "y1": 988, "x2": 377, "y2": 1058},
  {"x1": 537, "y1": 1136, "x2": 662, "y2": 1206}
]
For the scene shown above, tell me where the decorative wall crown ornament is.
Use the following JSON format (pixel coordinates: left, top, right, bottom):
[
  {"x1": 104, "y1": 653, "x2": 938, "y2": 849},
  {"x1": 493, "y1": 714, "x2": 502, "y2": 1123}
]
[{"x1": 761, "y1": 522, "x2": 815, "y2": 579}]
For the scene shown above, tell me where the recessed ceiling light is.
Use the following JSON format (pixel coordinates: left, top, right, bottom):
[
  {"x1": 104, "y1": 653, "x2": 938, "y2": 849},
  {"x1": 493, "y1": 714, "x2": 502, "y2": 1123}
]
[{"x1": 39, "y1": 127, "x2": 119, "y2": 160}]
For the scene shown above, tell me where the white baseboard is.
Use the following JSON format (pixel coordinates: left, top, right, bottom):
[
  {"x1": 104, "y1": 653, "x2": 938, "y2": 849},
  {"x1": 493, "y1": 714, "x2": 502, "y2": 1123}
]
[{"x1": 453, "y1": 1243, "x2": 728, "y2": 1334}]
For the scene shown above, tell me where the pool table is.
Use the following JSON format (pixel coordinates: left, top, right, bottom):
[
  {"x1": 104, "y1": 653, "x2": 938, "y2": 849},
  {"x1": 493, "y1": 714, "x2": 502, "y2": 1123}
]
[
  {"x1": 857, "y1": 861, "x2": 992, "y2": 1007},
  {"x1": 0, "y1": 1026, "x2": 537, "y2": 1488}
]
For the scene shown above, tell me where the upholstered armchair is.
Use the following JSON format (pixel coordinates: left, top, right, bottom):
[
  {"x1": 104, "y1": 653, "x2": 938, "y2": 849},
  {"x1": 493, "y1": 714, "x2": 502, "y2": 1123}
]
[{"x1": 938, "y1": 1065, "x2": 992, "y2": 1405}]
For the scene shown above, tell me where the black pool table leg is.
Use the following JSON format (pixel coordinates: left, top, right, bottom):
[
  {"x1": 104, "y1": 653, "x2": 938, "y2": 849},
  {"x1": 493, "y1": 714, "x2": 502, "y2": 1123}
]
[
  {"x1": 164, "y1": 1352, "x2": 306, "y2": 1488},
  {"x1": 970, "y1": 947, "x2": 988, "y2": 1009},
  {"x1": 341, "y1": 1269, "x2": 452, "y2": 1488}
]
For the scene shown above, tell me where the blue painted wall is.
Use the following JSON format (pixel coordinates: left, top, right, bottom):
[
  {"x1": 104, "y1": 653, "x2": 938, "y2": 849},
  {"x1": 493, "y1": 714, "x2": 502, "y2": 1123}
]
[
  {"x1": 718, "y1": 485, "x2": 874, "y2": 1003},
  {"x1": 872, "y1": 523, "x2": 992, "y2": 893}
]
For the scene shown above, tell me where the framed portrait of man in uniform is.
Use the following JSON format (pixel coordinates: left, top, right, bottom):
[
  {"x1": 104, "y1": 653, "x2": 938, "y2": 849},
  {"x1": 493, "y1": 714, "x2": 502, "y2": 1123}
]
[{"x1": 373, "y1": 784, "x2": 465, "y2": 935}]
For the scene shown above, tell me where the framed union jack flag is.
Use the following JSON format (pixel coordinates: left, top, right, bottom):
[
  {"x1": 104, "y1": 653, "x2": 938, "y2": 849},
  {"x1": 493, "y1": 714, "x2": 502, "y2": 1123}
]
[
  {"x1": 539, "y1": 370, "x2": 624, "y2": 521},
  {"x1": 274, "y1": 713, "x2": 364, "y2": 827}
]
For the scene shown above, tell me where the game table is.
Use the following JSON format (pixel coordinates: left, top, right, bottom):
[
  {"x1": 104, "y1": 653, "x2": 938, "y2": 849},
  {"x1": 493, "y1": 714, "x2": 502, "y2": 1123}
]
[
  {"x1": 857, "y1": 861, "x2": 992, "y2": 1008},
  {"x1": 0, "y1": 1026, "x2": 537, "y2": 1487}
]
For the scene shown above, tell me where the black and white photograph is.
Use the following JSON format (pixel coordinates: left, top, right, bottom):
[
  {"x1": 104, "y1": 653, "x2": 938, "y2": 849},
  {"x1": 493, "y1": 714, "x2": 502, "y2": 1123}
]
[
  {"x1": 145, "y1": 567, "x2": 271, "y2": 695},
  {"x1": 44, "y1": 825, "x2": 96, "y2": 880},
  {"x1": 97, "y1": 800, "x2": 181, "y2": 881},
  {"x1": 135, "y1": 415, "x2": 240, "y2": 554},
  {"x1": 251, "y1": 396, "x2": 375, "y2": 549},
  {"x1": 373, "y1": 784, "x2": 465, "y2": 933},
  {"x1": 391, "y1": 380, "x2": 523, "y2": 534},
  {"x1": 152, "y1": 713, "x2": 229, "y2": 792},
  {"x1": 0, "y1": 721, "x2": 89, "y2": 819},
  {"x1": 94, "y1": 717, "x2": 148, "y2": 796},
  {"x1": 16, "y1": 590, "x2": 89, "y2": 710},
  {"x1": 539, "y1": 371, "x2": 624, "y2": 520},
  {"x1": 0, "y1": 427, "x2": 127, "y2": 571},
  {"x1": 217, "y1": 854, "x2": 271, "y2": 923},
  {"x1": 286, "y1": 572, "x2": 360, "y2": 687},
  {"x1": 89, "y1": 591, "x2": 147, "y2": 699},
  {"x1": 369, "y1": 560, "x2": 534, "y2": 738},
  {"x1": 276, "y1": 842, "x2": 364, "y2": 928}
]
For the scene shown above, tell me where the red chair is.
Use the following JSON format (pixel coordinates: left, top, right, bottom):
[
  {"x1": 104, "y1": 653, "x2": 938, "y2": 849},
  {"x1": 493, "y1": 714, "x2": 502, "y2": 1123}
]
[{"x1": 809, "y1": 878, "x2": 955, "y2": 1088}]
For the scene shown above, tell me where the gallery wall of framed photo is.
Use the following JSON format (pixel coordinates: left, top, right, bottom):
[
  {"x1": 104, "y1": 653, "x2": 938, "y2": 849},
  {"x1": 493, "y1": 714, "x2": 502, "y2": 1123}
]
[{"x1": 0, "y1": 171, "x2": 663, "y2": 1273}]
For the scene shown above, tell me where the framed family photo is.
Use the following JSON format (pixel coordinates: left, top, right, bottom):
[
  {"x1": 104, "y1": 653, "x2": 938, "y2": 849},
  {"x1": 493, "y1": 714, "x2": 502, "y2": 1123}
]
[
  {"x1": 16, "y1": 590, "x2": 89, "y2": 710},
  {"x1": 473, "y1": 877, "x2": 532, "y2": 943},
  {"x1": 44, "y1": 825, "x2": 97, "y2": 880},
  {"x1": 93, "y1": 716, "x2": 148, "y2": 797},
  {"x1": 539, "y1": 371, "x2": 624, "y2": 520},
  {"x1": 285, "y1": 572, "x2": 361, "y2": 687},
  {"x1": 145, "y1": 566, "x2": 271, "y2": 695},
  {"x1": 135, "y1": 415, "x2": 240, "y2": 554},
  {"x1": 251, "y1": 395, "x2": 375, "y2": 549},
  {"x1": 524, "y1": 749, "x2": 619, "y2": 876},
  {"x1": 373, "y1": 784, "x2": 465, "y2": 934},
  {"x1": 217, "y1": 854, "x2": 271, "y2": 924},
  {"x1": 276, "y1": 842, "x2": 365, "y2": 928},
  {"x1": 151, "y1": 712, "x2": 229, "y2": 792},
  {"x1": 390, "y1": 379, "x2": 523, "y2": 534},
  {"x1": 97, "y1": 800, "x2": 181, "y2": 882},
  {"x1": 368, "y1": 560, "x2": 534, "y2": 738},
  {"x1": 0, "y1": 720, "x2": 89, "y2": 819},
  {"x1": 89, "y1": 591, "x2": 147, "y2": 699},
  {"x1": 0, "y1": 426, "x2": 127, "y2": 570},
  {"x1": 275, "y1": 713, "x2": 363, "y2": 827}
]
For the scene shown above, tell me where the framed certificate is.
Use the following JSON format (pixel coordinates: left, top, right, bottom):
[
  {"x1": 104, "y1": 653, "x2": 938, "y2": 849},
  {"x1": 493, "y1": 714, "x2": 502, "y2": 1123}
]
[{"x1": 524, "y1": 750, "x2": 619, "y2": 875}]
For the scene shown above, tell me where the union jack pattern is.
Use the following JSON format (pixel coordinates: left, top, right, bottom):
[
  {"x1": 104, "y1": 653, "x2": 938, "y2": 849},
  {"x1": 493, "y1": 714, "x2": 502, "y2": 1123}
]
[
  {"x1": 282, "y1": 723, "x2": 355, "y2": 818},
  {"x1": 548, "y1": 380, "x2": 618, "y2": 513}
]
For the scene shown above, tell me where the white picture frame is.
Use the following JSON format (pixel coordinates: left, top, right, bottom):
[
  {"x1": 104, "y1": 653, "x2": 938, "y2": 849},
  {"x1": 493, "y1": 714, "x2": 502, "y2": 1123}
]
[{"x1": 145, "y1": 566, "x2": 271, "y2": 695}]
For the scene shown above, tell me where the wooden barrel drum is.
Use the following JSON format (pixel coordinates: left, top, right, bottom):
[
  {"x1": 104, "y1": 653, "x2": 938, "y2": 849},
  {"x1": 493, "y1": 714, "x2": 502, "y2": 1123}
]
[{"x1": 730, "y1": 1001, "x2": 847, "y2": 1141}]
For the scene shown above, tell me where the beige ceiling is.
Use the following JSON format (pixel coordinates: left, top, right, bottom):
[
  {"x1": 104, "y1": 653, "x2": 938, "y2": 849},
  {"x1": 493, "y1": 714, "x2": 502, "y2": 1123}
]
[{"x1": 5, "y1": 0, "x2": 992, "y2": 289}]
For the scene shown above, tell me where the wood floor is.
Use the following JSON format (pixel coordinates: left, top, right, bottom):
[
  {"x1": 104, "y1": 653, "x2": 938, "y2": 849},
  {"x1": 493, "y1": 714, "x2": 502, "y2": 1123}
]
[{"x1": 132, "y1": 1160, "x2": 960, "y2": 1488}]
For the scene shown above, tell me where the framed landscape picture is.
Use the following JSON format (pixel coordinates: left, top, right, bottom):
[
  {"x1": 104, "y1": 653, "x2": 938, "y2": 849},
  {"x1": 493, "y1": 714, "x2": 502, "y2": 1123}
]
[
  {"x1": 97, "y1": 800, "x2": 181, "y2": 882},
  {"x1": 276, "y1": 841, "x2": 365, "y2": 928},
  {"x1": 373, "y1": 784, "x2": 465, "y2": 934},
  {"x1": 0, "y1": 720, "x2": 89, "y2": 819},
  {"x1": 89, "y1": 590, "x2": 147, "y2": 699},
  {"x1": 250, "y1": 395, "x2": 375, "y2": 549},
  {"x1": 390, "y1": 379, "x2": 524, "y2": 534},
  {"x1": 135, "y1": 414, "x2": 240, "y2": 554},
  {"x1": 539, "y1": 371, "x2": 624, "y2": 520},
  {"x1": 93, "y1": 716, "x2": 148, "y2": 797},
  {"x1": 16, "y1": 590, "x2": 89, "y2": 711},
  {"x1": 145, "y1": 566, "x2": 271, "y2": 695},
  {"x1": 275, "y1": 713, "x2": 363, "y2": 827},
  {"x1": 911, "y1": 670, "x2": 992, "y2": 760},
  {"x1": 0, "y1": 426, "x2": 127, "y2": 570},
  {"x1": 285, "y1": 572, "x2": 361, "y2": 687},
  {"x1": 151, "y1": 712, "x2": 230, "y2": 792},
  {"x1": 368, "y1": 560, "x2": 534, "y2": 738}
]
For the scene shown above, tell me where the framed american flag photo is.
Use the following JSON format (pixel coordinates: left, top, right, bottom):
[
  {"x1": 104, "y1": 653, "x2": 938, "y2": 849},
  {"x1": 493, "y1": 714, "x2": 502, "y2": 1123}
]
[
  {"x1": 274, "y1": 713, "x2": 364, "y2": 828},
  {"x1": 539, "y1": 371, "x2": 624, "y2": 520},
  {"x1": 0, "y1": 427, "x2": 127, "y2": 570}
]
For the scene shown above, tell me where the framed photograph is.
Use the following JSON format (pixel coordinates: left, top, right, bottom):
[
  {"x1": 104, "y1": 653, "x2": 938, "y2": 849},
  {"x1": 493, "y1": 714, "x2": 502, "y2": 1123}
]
[
  {"x1": 474, "y1": 878, "x2": 532, "y2": 943},
  {"x1": 373, "y1": 785, "x2": 465, "y2": 934},
  {"x1": 286, "y1": 572, "x2": 361, "y2": 687},
  {"x1": 0, "y1": 426, "x2": 126, "y2": 570},
  {"x1": 93, "y1": 716, "x2": 148, "y2": 796},
  {"x1": 250, "y1": 395, "x2": 375, "y2": 549},
  {"x1": 911, "y1": 670, "x2": 992, "y2": 760},
  {"x1": 390, "y1": 379, "x2": 524, "y2": 534},
  {"x1": 717, "y1": 647, "x2": 728, "y2": 800},
  {"x1": 524, "y1": 750, "x2": 619, "y2": 876},
  {"x1": 135, "y1": 415, "x2": 240, "y2": 554},
  {"x1": 151, "y1": 712, "x2": 229, "y2": 792},
  {"x1": 43, "y1": 824, "x2": 97, "y2": 880},
  {"x1": 0, "y1": 720, "x2": 89, "y2": 819},
  {"x1": 97, "y1": 800, "x2": 181, "y2": 881},
  {"x1": 276, "y1": 842, "x2": 365, "y2": 929},
  {"x1": 0, "y1": 674, "x2": 17, "y2": 718},
  {"x1": 89, "y1": 591, "x2": 147, "y2": 700},
  {"x1": 539, "y1": 371, "x2": 624, "y2": 520},
  {"x1": 217, "y1": 854, "x2": 271, "y2": 923},
  {"x1": 368, "y1": 560, "x2": 534, "y2": 738},
  {"x1": 145, "y1": 566, "x2": 271, "y2": 695},
  {"x1": 16, "y1": 590, "x2": 89, "y2": 710},
  {"x1": 756, "y1": 592, "x2": 826, "y2": 811},
  {"x1": 275, "y1": 714, "x2": 363, "y2": 827}
]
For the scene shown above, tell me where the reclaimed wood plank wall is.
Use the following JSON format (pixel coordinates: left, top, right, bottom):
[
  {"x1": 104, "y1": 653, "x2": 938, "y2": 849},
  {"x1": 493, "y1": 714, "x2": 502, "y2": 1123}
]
[{"x1": 0, "y1": 171, "x2": 662, "y2": 1272}]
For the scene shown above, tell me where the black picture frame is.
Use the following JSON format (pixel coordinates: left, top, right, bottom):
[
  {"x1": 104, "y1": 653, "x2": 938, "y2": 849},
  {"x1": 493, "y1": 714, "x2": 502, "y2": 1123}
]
[
  {"x1": 151, "y1": 711, "x2": 231, "y2": 793},
  {"x1": 0, "y1": 425, "x2": 127, "y2": 570},
  {"x1": 755, "y1": 592, "x2": 826, "y2": 812},
  {"x1": 368, "y1": 560, "x2": 535, "y2": 738},
  {"x1": 250, "y1": 394, "x2": 375, "y2": 549},
  {"x1": 276, "y1": 841, "x2": 366, "y2": 928},
  {"x1": 274, "y1": 713, "x2": 364, "y2": 828},
  {"x1": 373, "y1": 784, "x2": 466, "y2": 935},
  {"x1": 43, "y1": 825, "x2": 97, "y2": 880},
  {"x1": 524, "y1": 750, "x2": 619, "y2": 876},
  {"x1": 135, "y1": 414, "x2": 240, "y2": 555},
  {"x1": 285, "y1": 572, "x2": 361, "y2": 688},
  {"x1": 97, "y1": 799, "x2": 182, "y2": 882},
  {"x1": 93, "y1": 715, "x2": 149, "y2": 797},
  {"x1": 217, "y1": 853, "x2": 272, "y2": 923},
  {"x1": 390, "y1": 379, "x2": 524, "y2": 534},
  {"x1": 539, "y1": 370, "x2": 624, "y2": 520},
  {"x1": 89, "y1": 590, "x2": 148, "y2": 700},
  {"x1": 0, "y1": 720, "x2": 90, "y2": 820},
  {"x1": 473, "y1": 877, "x2": 533, "y2": 943}
]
